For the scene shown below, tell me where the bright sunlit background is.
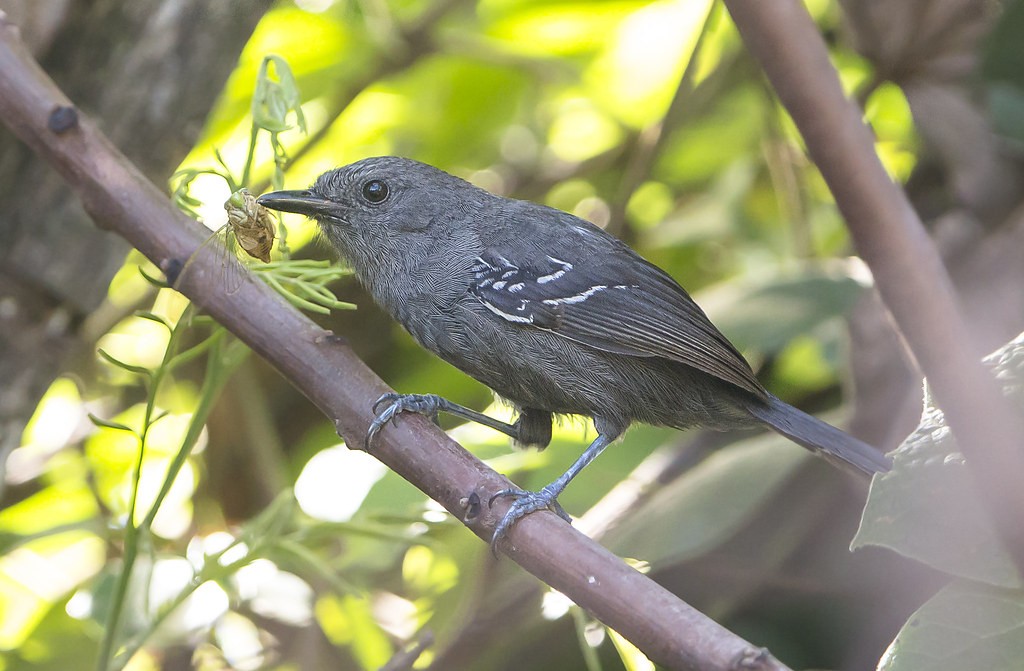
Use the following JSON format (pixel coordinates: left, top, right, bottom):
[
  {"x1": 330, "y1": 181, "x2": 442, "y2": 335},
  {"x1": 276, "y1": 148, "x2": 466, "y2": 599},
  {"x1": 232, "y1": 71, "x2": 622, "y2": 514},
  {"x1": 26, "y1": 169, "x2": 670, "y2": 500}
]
[{"x1": 7, "y1": 0, "x2": 1020, "y2": 669}]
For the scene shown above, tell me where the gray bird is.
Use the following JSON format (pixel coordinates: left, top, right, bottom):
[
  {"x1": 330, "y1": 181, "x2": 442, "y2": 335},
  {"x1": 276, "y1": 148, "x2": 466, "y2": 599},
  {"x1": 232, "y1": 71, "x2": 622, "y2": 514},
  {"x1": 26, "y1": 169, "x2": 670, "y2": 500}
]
[{"x1": 257, "y1": 157, "x2": 891, "y2": 549}]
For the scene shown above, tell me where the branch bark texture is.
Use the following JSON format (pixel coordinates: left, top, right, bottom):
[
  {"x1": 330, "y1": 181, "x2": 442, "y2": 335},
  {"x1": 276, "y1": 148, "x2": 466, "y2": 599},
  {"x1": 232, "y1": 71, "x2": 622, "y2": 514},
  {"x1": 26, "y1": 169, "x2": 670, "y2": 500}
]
[{"x1": 0, "y1": 16, "x2": 789, "y2": 671}]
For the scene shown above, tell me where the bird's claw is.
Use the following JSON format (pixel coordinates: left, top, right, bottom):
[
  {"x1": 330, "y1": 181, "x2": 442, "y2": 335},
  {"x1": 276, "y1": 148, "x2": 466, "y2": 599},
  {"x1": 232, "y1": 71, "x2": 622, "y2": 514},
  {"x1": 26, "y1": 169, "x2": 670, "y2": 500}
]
[
  {"x1": 488, "y1": 485, "x2": 571, "y2": 555},
  {"x1": 365, "y1": 393, "x2": 443, "y2": 450},
  {"x1": 371, "y1": 392, "x2": 401, "y2": 416}
]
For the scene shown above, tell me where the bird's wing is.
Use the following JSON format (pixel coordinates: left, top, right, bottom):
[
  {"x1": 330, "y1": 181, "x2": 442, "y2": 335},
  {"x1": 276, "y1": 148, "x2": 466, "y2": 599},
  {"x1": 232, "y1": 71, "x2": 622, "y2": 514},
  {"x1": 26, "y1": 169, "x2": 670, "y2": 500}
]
[{"x1": 469, "y1": 249, "x2": 767, "y2": 400}]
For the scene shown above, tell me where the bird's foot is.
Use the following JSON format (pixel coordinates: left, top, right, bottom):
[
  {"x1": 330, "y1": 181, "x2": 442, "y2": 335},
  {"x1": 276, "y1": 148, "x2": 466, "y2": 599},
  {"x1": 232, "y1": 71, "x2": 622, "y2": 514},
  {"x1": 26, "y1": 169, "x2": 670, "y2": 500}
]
[
  {"x1": 488, "y1": 485, "x2": 572, "y2": 554},
  {"x1": 366, "y1": 393, "x2": 443, "y2": 449}
]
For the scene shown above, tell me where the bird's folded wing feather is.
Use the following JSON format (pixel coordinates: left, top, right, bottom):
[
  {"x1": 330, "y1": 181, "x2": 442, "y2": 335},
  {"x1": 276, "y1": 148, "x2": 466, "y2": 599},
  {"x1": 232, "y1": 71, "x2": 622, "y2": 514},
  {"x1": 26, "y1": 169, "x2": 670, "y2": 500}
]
[{"x1": 469, "y1": 250, "x2": 767, "y2": 400}]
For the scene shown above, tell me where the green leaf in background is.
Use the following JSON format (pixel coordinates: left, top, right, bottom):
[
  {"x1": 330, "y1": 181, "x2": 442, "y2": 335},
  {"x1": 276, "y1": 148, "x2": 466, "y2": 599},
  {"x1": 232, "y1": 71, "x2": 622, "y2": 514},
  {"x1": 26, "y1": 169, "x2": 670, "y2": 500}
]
[
  {"x1": 605, "y1": 434, "x2": 811, "y2": 567},
  {"x1": 584, "y1": 0, "x2": 713, "y2": 128},
  {"x1": 655, "y1": 85, "x2": 764, "y2": 187},
  {"x1": 987, "y1": 82, "x2": 1024, "y2": 145},
  {"x1": 315, "y1": 593, "x2": 393, "y2": 668},
  {"x1": 252, "y1": 55, "x2": 307, "y2": 135},
  {"x1": 485, "y1": 1, "x2": 648, "y2": 58},
  {"x1": 983, "y1": 0, "x2": 1024, "y2": 144},
  {"x1": 0, "y1": 595, "x2": 98, "y2": 671},
  {"x1": 702, "y1": 266, "x2": 866, "y2": 354},
  {"x1": 853, "y1": 331, "x2": 1024, "y2": 589},
  {"x1": 643, "y1": 159, "x2": 757, "y2": 248},
  {"x1": 879, "y1": 580, "x2": 1024, "y2": 671},
  {"x1": 982, "y1": 0, "x2": 1024, "y2": 90}
]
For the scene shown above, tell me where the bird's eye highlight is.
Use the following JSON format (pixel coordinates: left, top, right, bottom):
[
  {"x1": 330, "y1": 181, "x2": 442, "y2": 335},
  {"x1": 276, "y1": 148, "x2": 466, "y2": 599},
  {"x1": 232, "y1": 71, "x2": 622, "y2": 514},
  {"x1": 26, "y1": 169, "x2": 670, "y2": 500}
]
[{"x1": 361, "y1": 180, "x2": 389, "y2": 204}]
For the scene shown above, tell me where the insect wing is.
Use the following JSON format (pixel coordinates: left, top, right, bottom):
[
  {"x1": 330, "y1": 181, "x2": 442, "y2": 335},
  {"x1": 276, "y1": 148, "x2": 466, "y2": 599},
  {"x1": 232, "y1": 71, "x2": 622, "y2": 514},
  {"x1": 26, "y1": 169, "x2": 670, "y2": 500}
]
[
  {"x1": 175, "y1": 223, "x2": 246, "y2": 295},
  {"x1": 174, "y1": 190, "x2": 274, "y2": 296},
  {"x1": 218, "y1": 226, "x2": 246, "y2": 295}
]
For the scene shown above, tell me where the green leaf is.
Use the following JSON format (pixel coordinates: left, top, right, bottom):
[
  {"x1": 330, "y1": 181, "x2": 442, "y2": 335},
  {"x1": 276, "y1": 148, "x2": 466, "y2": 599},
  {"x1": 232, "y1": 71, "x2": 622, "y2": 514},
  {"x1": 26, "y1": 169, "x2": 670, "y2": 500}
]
[
  {"x1": 981, "y1": 0, "x2": 1024, "y2": 144},
  {"x1": 988, "y1": 83, "x2": 1024, "y2": 144},
  {"x1": 706, "y1": 268, "x2": 866, "y2": 354},
  {"x1": 853, "y1": 332, "x2": 1024, "y2": 588},
  {"x1": 609, "y1": 625, "x2": 656, "y2": 671},
  {"x1": 0, "y1": 484, "x2": 101, "y2": 537},
  {"x1": 252, "y1": 54, "x2": 307, "y2": 134},
  {"x1": 253, "y1": 260, "x2": 356, "y2": 313},
  {"x1": 605, "y1": 433, "x2": 811, "y2": 567},
  {"x1": 138, "y1": 265, "x2": 170, "y2": 288},
  {"x1": 0, "y1": 521, "x2": 101, "y2": 556},
  {"x1": 96, "y1": 348, "x2": 153, "y2": 379},
  {"x1": 0, "y1": 595, "x2": 99, "y2": 671},
  {"x1": 880, "y1": 580, "x2": 1024, "y2": 671},
  {"x1": 487, "y1": 2, "x2": 648, "y2": 57},
  {"x1": 133, "y1": 311, "x2": 172, "y2": 331},
  {"x1": 316, "y1": 593, "x2": 393, "y2": 668},
  {"x1": 88, "y1": 413, "x2": 137, "y2": 434},
  {"x1": 982, "y1": 0, "x2": 1024, "y2": 90}
]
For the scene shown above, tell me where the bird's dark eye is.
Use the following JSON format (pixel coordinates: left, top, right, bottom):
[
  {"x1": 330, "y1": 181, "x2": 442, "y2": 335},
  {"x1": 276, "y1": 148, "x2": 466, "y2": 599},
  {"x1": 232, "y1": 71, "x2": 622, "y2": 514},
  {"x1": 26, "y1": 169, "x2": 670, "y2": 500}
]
[{"x1": 361, "y1": 179, "x2": 389, "y2": 204}]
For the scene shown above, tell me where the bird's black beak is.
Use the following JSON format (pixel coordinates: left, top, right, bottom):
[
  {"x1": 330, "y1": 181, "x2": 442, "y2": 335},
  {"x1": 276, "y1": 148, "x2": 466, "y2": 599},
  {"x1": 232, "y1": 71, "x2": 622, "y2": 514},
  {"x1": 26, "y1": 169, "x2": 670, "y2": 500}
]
[{"x1": 256, "y1": 190, "x2": 331, "y2": 218}]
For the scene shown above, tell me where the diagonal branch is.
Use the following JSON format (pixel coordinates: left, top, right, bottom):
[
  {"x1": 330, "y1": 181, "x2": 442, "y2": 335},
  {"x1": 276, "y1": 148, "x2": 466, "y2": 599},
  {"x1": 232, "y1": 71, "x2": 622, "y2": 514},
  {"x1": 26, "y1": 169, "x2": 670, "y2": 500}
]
[
  {"x1": 723, "y1": 0, "x2": 1024, "y2": 575},
  {"x1": 0, "y1": 16, "x2": 789, "y2": 671}
]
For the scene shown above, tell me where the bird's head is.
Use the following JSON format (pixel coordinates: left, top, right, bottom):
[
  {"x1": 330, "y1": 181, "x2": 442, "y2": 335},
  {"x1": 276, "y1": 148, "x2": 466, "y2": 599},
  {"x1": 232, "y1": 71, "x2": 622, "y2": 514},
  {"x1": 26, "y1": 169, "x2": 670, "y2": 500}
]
[{"x1": 257, "y1": 156, "x2": 487, "y2": 298}]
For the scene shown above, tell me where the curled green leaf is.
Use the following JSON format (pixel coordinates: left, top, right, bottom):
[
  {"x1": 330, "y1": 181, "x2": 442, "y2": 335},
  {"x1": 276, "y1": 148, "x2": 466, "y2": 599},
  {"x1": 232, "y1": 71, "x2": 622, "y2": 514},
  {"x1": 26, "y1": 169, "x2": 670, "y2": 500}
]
[
  {"x1": 252, "y1": 55, "x2": 307, "y2": 135},
  {"x1": 134, "y1": 311, "x2": 172, "y2": 331},
  {"x1": 138, "y1": 265, "x2": 170, "y2": 289},
  {"x1": 88, "y1": 413, "x2": 137, "y2": 434},
  {"x1": 97, "y1": 348, "x2": 154, "y2": 379}
]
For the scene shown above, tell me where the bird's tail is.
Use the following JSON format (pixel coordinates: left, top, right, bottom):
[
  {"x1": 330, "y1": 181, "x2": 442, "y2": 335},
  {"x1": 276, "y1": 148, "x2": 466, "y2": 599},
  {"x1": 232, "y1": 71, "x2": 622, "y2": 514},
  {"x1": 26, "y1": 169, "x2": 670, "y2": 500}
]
[{"x1": 747, "y1": 394, "x2": 891, "y2": 475}]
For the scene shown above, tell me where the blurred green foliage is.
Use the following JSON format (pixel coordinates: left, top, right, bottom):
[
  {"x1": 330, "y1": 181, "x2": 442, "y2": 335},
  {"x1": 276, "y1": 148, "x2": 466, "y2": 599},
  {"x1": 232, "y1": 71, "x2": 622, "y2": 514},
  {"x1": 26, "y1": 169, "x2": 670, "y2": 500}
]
[{"x1": 8, "y1": 0, "x2": 1020, "y2": 670}]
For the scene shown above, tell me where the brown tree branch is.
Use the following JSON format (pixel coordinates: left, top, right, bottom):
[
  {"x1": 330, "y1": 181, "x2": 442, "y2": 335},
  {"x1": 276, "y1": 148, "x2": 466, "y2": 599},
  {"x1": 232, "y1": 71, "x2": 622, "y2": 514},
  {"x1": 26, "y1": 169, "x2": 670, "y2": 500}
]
[
  {"x1": 0, "y1": 16, "x2": 789, "y2": 671},
  {"x1": 427, "y1": 431, "x2": 728, "y2": 669},
  {"x1": 723, "y1": 0, "x2": 1024, "y2": 574}
]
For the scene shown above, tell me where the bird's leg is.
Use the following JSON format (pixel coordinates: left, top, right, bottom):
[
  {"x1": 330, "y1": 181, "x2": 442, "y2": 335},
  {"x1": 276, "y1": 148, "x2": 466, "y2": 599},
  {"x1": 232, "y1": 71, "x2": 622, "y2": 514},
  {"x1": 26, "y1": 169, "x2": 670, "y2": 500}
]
[
  {"x1": 366, "y1": 392, "x2": 539, "y2": 449},
  {"x1": 488, "y1": 432, "x2": 615, "y2": 553}
]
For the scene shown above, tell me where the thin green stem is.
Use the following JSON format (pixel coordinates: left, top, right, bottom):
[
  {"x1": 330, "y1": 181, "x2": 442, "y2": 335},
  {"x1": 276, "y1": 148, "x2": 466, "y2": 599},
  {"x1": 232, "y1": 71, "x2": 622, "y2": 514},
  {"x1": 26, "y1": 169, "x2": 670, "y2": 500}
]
[
  {"x1": 572, "y1": 607, "x2": 603, "y2": 671},
  {"x1": 140, "y1": 332, "x2": 243, "y2": 532},
  {"x1": 239, "y1": 125, "x2": 260, "y2": 188},
  {"x1": 96, "y1": 308, "x2": 207, "y2": 671}
]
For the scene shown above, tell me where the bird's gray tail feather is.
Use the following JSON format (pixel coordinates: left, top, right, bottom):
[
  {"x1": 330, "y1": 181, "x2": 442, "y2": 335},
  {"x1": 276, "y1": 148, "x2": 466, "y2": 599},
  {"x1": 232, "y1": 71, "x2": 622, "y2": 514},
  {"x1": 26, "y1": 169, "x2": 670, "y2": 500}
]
[{"x1": 748, "y1": 395, "x2": 891, "y2": 475}]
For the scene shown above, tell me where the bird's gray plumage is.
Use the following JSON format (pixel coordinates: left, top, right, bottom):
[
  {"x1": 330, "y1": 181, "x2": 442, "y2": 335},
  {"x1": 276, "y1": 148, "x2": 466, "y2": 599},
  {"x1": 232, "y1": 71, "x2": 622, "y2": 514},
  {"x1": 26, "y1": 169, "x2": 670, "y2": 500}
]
[{"x1": 258, "y1": 156, "x2": 891, "y2": 545}]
